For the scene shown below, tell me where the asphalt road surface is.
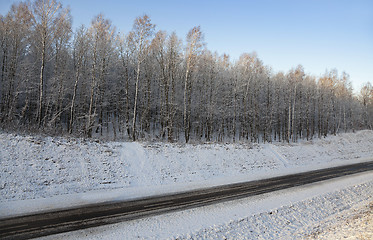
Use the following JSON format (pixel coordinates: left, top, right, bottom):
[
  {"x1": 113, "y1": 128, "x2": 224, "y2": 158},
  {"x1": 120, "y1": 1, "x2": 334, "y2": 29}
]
[{"x1": 1, "y1": 161, "x2": 373, "y2": 240}]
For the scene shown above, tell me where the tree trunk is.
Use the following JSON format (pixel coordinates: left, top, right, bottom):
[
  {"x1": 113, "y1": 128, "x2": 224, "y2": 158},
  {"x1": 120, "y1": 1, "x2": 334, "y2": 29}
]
[
  {"x1": 132, "y1": 61, "x2": 141, "y2": 141},
  {"x1": 184, "y1": 64, "x2": 190, "y2": 143},
  {"x1": 37, "y1": 43, "x2": 46, "y2": 127},
  {"x1": 291, "y1": 85, "x2": 297, "y2": 142},
  {"x1": 69, "y1": 67, "x2": 80, "y2": 134}
]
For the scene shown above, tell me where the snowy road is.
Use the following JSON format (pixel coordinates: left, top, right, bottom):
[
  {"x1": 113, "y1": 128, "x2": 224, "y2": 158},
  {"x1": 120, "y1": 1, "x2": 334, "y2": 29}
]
[
  {"x1": 37, "y1": 171, "x2": 373, "y2": 240},
  {"x1": 1, "y1": 161, "x2": 372, "y2": 240}
]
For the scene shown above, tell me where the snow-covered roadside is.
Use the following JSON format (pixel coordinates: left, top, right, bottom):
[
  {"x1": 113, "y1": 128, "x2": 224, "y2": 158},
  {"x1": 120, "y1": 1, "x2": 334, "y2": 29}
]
[
  {"x1": 305, "y1": 201, "x2": 373, "y2": 240},
  {"x1": 1, "y1": 157, "x2": 372, "y2": 219},
  {"x1": 36, "y1": 171, "x2": 373, "y2": 239},
  {"x1": 0, "y1": 130, "x2": 373, "y2": 217}
]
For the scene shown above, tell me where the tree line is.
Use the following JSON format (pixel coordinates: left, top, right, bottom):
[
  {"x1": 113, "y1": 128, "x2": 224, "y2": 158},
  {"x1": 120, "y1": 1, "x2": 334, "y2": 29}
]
[{"x1": 0, "y1": 0, "x2": 372, "y2": 143}]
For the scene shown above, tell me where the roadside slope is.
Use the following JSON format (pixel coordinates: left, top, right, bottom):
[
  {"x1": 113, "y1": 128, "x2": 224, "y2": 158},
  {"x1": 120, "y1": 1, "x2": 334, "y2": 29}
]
[
  {"x1": 0, "y1": 130, "x2": 372, "y2": 211},
  {"x1": 37, "y1": 171, "x2": 373, "y2": 239}
]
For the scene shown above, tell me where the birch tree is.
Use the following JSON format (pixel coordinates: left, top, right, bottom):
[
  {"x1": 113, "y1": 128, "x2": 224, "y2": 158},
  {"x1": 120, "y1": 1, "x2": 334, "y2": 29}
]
[
  {"x1": 129, "y1": 14, "x2": 155, "y2": 141},
  {"x1": 0, "y1": 2, "x2": 32, "y2": 123},
  {"x1": 32, "y1": 0, "x2": 69, "y2": 127},
  {"x1": 0, "y1": 0, "x2": 371, "y2": 142},
  {"x1": 69, "y1": 25, "x2": 88, "y2": 134},
  {"x1": 86, "y1": 14, "x2": 116, "y2": 137},
  {"x1": 117, "y1": 32, "x2": 134, "y2": 137},
  {"x1": 184, "y1": 26, "x2": 203, "y2": 143},
  {"x1": 360, "y1": 82, "x2": 373, "y2": 129},
  {"x1": 165, "y1": 32, "x2": 181, "y2": 141},
  {"x1": 48, "y1": 8, "x2": 71, "y2": 129}
]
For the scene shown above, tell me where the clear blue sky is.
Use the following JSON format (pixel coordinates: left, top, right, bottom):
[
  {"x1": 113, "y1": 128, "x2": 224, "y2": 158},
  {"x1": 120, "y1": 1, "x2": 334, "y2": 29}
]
[{"x1": 1, "y1": 0, "x2": 372, "y2": 92}]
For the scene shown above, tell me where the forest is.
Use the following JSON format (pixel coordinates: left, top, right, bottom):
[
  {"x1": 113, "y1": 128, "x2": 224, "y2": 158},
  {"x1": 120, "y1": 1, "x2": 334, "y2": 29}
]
[{"x1": 0, "y1": 0, "x2": 372, "y2": 143}]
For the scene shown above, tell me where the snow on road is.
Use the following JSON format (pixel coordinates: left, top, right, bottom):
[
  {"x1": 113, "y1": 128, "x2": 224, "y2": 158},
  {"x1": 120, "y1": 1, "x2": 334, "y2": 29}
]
[
  {"x1": 1, "y1": 130, "x2": 372, "y2": 204},
  {"x1": 37, "y1": 171, "x2": 373, "y2": 240},
  {"x1": 0, "y1": 130, "x2": 372, "y2": 238}
]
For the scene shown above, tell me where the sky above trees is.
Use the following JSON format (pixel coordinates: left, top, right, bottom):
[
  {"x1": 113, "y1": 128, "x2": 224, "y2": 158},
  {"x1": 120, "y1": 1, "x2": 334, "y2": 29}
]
[{"x1": 1, "y1": 0, "x2": 372, "y2": 91}]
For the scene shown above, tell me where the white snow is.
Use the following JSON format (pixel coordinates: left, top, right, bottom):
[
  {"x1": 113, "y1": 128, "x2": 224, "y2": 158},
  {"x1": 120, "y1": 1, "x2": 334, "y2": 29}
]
[
  {"x1": 36, "y1": 171, "x2": 373, "y2": 240},
  {"x1": 0, "y1": 130, "x2": 373, "y2": 239},
  {"x1": 0, "y1": 130, "x2": 373, "y2": 218},
  {"x1": 305, "y1": 201, "x2": 373, "y2": 239}
]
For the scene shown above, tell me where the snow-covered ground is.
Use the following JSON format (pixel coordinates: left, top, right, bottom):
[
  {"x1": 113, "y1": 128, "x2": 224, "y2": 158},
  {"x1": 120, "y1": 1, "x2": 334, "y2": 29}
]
[
  {"x1": 37, "y1": 171, "x2": 373, "y2": 240},
  {"x1": 305, "y1": 200, "x2": 373, "y2": 240},
  {"x1": 0, "y1": 130, "x2": 372, "y2": 238},
  {"x1": 1, "y1": 130, "x2": 372, "y2": 202}
]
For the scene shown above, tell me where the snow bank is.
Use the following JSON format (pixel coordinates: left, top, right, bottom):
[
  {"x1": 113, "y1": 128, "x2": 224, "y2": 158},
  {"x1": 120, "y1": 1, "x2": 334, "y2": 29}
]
[
  {"x1": 36, "y1": 171, "x2": 373, "y2": 240},
  {"x1": 177, "y1": 174, "x2": 373, "y2": 240},
  {"x1": 307, "y1": 201, "x2": 373, "y2": 239},
  {"x1": 0, "y1": 130, "x2": 372, "y2": 213}
]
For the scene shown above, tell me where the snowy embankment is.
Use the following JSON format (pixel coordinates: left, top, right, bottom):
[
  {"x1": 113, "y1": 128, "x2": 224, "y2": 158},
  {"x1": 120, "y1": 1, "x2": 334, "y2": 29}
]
[
  {"x1": 0, "y1": 130, "x2": 373, "y2": 218},
  {"x1": 38, "y1": 170, "x2": 373, "y2": 239}
]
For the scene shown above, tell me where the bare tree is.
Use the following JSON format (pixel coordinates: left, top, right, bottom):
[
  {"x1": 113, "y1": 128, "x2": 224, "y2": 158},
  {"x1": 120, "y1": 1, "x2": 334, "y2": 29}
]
[
  {"x1": 48, "y1": 8, "x2": 72, "y2": 129},
  {"x1": 0, "y1": 14, "x2": 10, "y2": 115},
  {"x1": 129, "y1": 14, "x2": 155, "y2": 141},
  {"x1": 1, "y1": 1, "x2": 371, "y2": 142},
  {"x1": 183, "y1": 26, "x2": 203, "y2": 143},
  {"x1": 117, "y1": 32, "x2": 134, "y2": 138},
  {"x1": 69, "y1": 25, "x2": 88, "y2": 134},
  {"x1": 360, "y1": 82, "x2": 373, "y2": 129},
  {"x1": 86, "y1": 14, "x2": 116, "y2": 137},
  {"x1": 0, "y1": 2, "x2": 32, "y2": 123},
  {"x1": 32, "y1": 0, "x2": 69, "y2": 127}
]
